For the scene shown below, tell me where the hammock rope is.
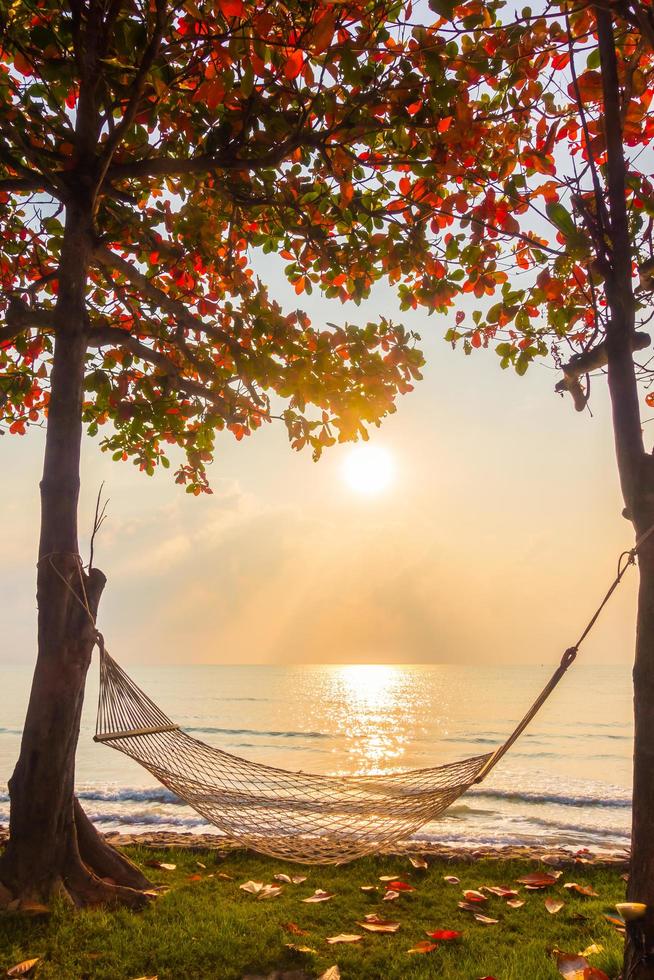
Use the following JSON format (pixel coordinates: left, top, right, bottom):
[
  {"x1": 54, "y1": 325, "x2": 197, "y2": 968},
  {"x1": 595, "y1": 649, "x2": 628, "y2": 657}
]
[{"x1": 39, "y1": 526, "x2": 652, "y2": 864}]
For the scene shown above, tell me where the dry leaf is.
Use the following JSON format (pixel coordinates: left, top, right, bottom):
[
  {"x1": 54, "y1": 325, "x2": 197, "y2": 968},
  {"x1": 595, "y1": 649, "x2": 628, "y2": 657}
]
[
  {"x1": 383, "y1": 890, "x2": 400, "y2": 902},
  {"x1": 616, "y1": 902, "x2": 647, "y2": 921},
  {"x1": 409, "y1": 856, "x2": 428, "y2": 870},
  {"x1": 474, "y1": 914, "x2": 499, "y2": 925},
  {"x1": 579, "y1": 944, "x2": 604, "y2": 957},
  {"x1": 301, "y1": 889, "x2": 333, "y2": 903},
  {"x1": 282, "y1": 922, "x2": 310, "y2": 937},
  {"x1": 326, "y1": 934, "x2": 362, "y2": 944},
  {"x1": 563, "y1": 883, "x2": 599, "y2": 898},
  {"x1": 7, "y1": 960, "x2": 40, "y2": 978},
  {"x1": 17, "y1": 902, "x2": 50, "y2": 917},
  {"x1": 387, "y1": 881, "x2": 414, "y2": 892},
  {"x1": 444, "y1": 875, "x2": 460, "y2": 884},
  {"x1": 378, "y1": 875, "x2": 400, "y2": 882},
  {"x1": 240, "y1": 880, "x2": 264, "y2": 894},
  {"x1": 506, "y1": 899, "x2": 525, "y2": 909},
  {"x1": 463, "y1": 890, "x2": 487, "y2": 903},
  {"x1": 482, "y1": 886, "x2": 518, "y2": 898},
  {"x1": 257, "y1": 884, "x2": 283, "y2": 901},
  {"x1": 274, "y1": 874, "x2": 307, "y2": 885},
  {"x1": 426, "y1": 929, "x2": 461, "y2": 940},
  {"x1": 357, "y1": 914, "x2": 400, "y2": 933},
  {"x1": 187, "y1": 874, "x2": 203, "y2": 882},
  {"x1": 545, "y1": 898, "x2": 565, "y2": 915},
  {"x1": 554, "y1": 950, "x2": 609, "y2": 980},
  {"x1": 458, "y1": 901, "x2": 481, "y2": 912},
  {"x1": 146, "y1": 861, "x2": 176, "y2": 871},
  {"x1": 360, "y1": 885, "x2": 377, "y2": 893},
  {"x1": 285, "y1": 942, "x2": 318, "y2": 954},
  {"x1": 217, "y1": 872, "x2": 234, "y2": 880},
  {"x1": 318, "y1": 968, "x2": 340, "y2": 980},
  {"x1": 408, "y1": 941, "x2": 437, "y2": 954},
  {"x1": 516, "y1": 871, "x2": 561, "y2": 889},
  {"x1": 196, "y1": 861, "x2": 206, "y2": 869}
]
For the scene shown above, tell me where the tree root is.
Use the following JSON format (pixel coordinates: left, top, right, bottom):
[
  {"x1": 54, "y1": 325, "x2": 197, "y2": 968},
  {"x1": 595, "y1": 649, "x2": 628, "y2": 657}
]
[
  {"x1": 0, "y1": 800, "x2": 153, "y2": 911},
  {"x1": 74, "y1": 797, "x2": 151, "y2": 891}
]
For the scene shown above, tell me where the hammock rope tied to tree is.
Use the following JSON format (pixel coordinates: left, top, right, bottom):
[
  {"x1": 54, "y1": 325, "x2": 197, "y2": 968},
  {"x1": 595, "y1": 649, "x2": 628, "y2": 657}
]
[
  {"x1": 41, "y1": 526, "x2": 650, "y2": 865},
  {"x1": 87, "y1": 529, "x2": 652, "y2": 865}
]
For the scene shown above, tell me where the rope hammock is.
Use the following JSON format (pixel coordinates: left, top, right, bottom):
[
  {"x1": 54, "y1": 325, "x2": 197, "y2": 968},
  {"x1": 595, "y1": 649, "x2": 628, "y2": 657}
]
[{"x1": 50, "y1": 528, "x2": 651, "y2": 865}]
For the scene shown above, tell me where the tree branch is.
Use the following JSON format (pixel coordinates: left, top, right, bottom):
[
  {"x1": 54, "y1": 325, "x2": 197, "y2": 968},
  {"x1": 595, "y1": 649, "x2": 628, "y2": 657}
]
[
  {"x1": 87, "y1": 324, "x2": 243, "y2": 421},
  {"x1": 93, "y1": 244, "x2": 243, "y2": 359},
  {"x1": 1, "y1": 296, "x2": 53, "y2": 343},
  {"x1": 556, "y1": 330, "x2": 650, "y2": 410}
]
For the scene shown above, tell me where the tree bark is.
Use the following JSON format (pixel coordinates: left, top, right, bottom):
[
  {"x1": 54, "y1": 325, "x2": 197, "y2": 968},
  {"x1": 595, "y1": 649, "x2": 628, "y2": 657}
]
[
  {"x1": 594, "y1": 6, "x2": 654, "y2": 977},
  {"x1": 0, "y1": 202, "x2": 150, "y2": 908}
]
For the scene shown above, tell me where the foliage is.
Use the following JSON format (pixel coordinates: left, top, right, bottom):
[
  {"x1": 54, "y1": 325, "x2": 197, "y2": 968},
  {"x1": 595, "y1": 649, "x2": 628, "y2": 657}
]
[
  {"x1": 0, "y1": 848, "x2": 627, "y2": 979},
  {"x1": 0, "y1": 0, "x2": 432, "y2": 493}
]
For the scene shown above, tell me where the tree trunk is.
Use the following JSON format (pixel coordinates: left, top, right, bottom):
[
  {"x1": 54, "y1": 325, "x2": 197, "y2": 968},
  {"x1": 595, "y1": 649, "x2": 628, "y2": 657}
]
[
  {"x1": 625, "y1": 537, "x2": 654, "y2": 978},
  {"x1": 0, "y1": 203, "x2": 150, "y2": 908}
]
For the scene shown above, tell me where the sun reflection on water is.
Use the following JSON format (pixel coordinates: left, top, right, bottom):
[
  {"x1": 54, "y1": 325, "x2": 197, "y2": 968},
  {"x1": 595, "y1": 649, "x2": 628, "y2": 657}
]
[{"x1": 328, "y1": 664, "x2": 410, "y2": 775}]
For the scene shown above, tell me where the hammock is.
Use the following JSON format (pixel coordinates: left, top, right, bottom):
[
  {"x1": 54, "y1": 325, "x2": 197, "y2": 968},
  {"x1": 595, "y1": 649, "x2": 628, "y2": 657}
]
[{"x1": 91, "y1": 538, "x2": 641, "y2": 864}]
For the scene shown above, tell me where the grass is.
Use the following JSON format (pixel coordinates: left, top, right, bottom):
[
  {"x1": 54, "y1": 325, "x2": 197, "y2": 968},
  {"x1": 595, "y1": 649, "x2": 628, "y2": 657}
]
[{"x1": 0, "y1": 847, "x2": 628, "y2": 979}]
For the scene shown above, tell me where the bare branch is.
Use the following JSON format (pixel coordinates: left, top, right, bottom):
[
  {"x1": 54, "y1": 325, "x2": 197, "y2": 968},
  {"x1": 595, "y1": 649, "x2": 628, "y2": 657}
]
[{"x1": 556, "y1": 330, "x2": 650, "y2": 410}]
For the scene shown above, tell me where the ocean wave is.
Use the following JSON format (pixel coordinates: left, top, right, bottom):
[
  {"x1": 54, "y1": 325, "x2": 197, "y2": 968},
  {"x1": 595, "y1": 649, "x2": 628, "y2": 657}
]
[
  {"x1": 471, "y1": 786, "x2": 631, "y2": 809},
  {"x1": 186, "y1": 726, "x2": 328, "y2": 739}
]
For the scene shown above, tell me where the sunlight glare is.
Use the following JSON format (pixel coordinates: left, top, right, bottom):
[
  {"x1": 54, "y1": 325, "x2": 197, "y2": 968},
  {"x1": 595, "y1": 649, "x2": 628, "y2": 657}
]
[{"x1": 342, "y1": 445, "x2": 394, "y2": 495}]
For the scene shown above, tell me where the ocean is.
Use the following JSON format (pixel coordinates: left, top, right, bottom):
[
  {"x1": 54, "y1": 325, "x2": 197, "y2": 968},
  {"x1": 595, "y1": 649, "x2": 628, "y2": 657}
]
[{"x1": 0, "y1": 662, "x2": 632, "y2": 854}]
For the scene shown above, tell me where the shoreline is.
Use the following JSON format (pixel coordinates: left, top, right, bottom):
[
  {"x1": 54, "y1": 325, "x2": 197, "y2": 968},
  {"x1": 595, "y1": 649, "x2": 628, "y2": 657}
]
[{"x1": 102, "y1": 830, "x2": 629, "y2": 867}]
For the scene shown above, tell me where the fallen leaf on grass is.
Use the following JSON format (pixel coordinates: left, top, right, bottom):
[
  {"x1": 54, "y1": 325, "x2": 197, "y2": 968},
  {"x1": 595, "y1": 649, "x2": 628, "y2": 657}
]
[
  {"x1": 216, "y1": 872, "x2": 234, "y2": 881},
  {"x1": 6, "y1": 960, "x2": 40, "y2": 978},
  {"x1": 408, "y1": 941, "x2": 438, "y2": 954},
  {"x1": 17, "y1": 902, "x2": 49, "y2": 917},
  {"x1": 274, "y1": 874, "x2": 307, "y2": 885},
  {"x1": 239, "y1": 881, "x2": 282, "y2": 900},
  {"x1": 554, "y1": 950, "x2": 609, "y2": 980},
  {"x1": 357, "y1": 914, "x2": 400, "y2": 933},
  {"x1": 318, "y1": 968, "x2": 340, "y2": 980},
  {"x1": 409, "y1": 856, "x2": 428, "y2": 870},
  {"x1": 458, "y1": 901, "x2": 482, "y2": 912},
  {"x1": 187, "y1": 874, "x2": 203, "y2": 882},
  {"x1": 129, "y1": 977, "x2": 158, "y2": 980},
  {"x1": 285, "y1": 943, "x2": 317, "y2": 954},
  {"x1": 383, "y1": 890, "x2": 400, "y2": 902},
  {"x1": 360, "y1": 886, "x2": 377, "y2": 893},
  {"x1": 387, "y1": 881, "x2": 414, "y2": 892},
  {"x1": 516, "y1": 871, "x2": 561, "y2": 889},
  {"x1": 616, "y1": 902, "x2": 647, "y2": 921},
  {"x1": 146, "y1": 861, "x2": 176, "y2": 871},
  {"x1": 444, "y1": 875, "x2": 460, "y2": 884},
  {"x1": 326, "y1": 934, "x2": 362, "y2": 944},
  {"x1": 579, "y1": 945, "x2": 604, "y2": 957},
  {"x1": 463, "y1": 890, "x2": 487, "y2": 903},
  {"x1": 196, "y1": 861, "x2": 206, "y2": 869},
  {"x1": 482, "y1": 886, "x2": 519, "y2": 899},
  {"x1": 282, "y1": 922, "x2": 310, "y2": 937},
  {"x1": 301, "y1": 889, "x2": 333, "y2": 903},
  {"x1": 426, "y1": 930, "x2": 461, "y2": 940},
  {"x1": 240, "y1": 880, "x2": 264, "y2": 894},
  {"x1": 474, "y1": 914, "x2": 499, "y2": 925},
  {"x1": 506, "y1": 899, "x2": 525, "y2": 909},
  {"x1": 545, "y1": 898, "x2": 564, "y2": 915},
  {"x1": 563, "y1": 883, "x2": 599, "y2": 898},
  {"x1": 378, "y1": 875, "x2": 400, "y2": 882}
]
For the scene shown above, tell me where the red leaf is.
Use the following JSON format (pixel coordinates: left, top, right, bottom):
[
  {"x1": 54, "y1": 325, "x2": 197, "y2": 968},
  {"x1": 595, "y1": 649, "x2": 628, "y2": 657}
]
[
  {"x1": 284, "y1": 49, "x2": 304, "y2": 81},
  {"x1": 426, "y1": 930, "x2": 461, "y2": 941},
  {"x1": 219, "y1": 0, "x2": 244, "y2": 16}
]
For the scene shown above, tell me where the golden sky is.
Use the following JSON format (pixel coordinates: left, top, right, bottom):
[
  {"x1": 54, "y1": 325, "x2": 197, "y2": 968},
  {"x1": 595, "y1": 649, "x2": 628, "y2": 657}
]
[{"x1": 0, "y1": 253, "x2": 639, "y2": 667}]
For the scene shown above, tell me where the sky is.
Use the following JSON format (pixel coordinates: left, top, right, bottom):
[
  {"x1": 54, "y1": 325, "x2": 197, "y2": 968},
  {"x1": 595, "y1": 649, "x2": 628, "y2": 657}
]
[{"x1": 0, "y1": 250, "x2": 641, "y2": 667}]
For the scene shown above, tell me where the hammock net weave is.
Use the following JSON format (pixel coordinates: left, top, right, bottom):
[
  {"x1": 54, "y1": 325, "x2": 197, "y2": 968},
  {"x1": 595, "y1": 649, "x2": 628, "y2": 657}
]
[{"x1": 95, "y1": 647, "x2": 492, "y2": 863}]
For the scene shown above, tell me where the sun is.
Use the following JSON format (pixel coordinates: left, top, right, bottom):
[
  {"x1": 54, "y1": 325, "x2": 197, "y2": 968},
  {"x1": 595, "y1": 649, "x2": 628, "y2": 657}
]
[{"x1": 342, "y1": 445, "x2": 394, "y2": 495}]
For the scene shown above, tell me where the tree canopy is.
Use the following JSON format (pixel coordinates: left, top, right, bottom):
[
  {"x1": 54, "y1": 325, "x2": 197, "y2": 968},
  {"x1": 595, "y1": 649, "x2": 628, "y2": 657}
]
[{"x1": 0, "y1": 0, "x2": 436, "y2": 494}]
